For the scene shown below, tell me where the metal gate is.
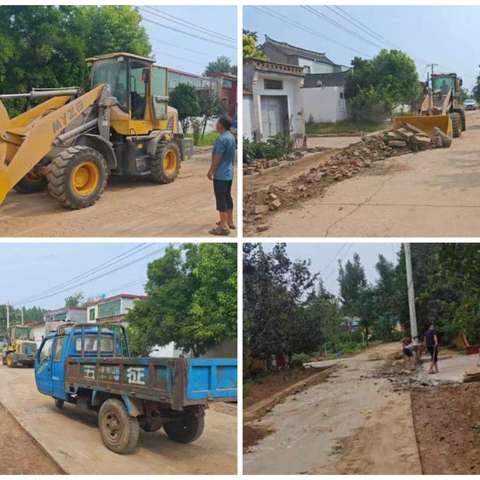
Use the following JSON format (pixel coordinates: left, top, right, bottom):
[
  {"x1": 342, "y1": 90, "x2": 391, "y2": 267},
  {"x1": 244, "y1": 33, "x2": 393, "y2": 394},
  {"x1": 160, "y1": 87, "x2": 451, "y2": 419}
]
[{"x1": 260, "y1": 95, "x2": 289, "y2": 138}]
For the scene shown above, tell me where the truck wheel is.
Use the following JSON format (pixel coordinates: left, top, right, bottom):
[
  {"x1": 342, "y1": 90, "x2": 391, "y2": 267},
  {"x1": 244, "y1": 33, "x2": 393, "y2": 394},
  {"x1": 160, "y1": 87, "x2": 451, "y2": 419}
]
[
  {"x1": 47, "y1": 145, "x2": 108, "y2": 209},
  {"x1": 55, "y1": 399, "x2": 64, "y2": 409},
  {"x1": 14, "y1": 171, "x2": 47, "y2": 194},
  {"x1": 151, "y1": 141, "x2": 180, "y2": 184},
  {"x1": 164, "y1": 413, "x2": 205, "y2": 443},
  {"x1": 139, "y1": 418, "x2": 162, "y2": 433},
  {"x1": 450, "y1": 113, "x2": 461, "y2": 138},
  {"x1": 98, "y1": 399, "x2": 140, "y2": 454}
]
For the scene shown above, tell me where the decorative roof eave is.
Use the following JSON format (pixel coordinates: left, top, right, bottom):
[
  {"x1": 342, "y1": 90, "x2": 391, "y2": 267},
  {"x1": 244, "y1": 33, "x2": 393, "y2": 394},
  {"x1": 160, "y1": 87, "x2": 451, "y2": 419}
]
[{"x1": 245, "y1": 58, "x2": 305, "y2": 78}]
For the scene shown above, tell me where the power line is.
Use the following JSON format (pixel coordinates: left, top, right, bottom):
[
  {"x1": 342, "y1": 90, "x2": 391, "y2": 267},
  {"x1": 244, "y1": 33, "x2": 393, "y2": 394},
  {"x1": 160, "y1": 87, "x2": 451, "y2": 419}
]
[
  {"x1": 139, "y1": 8, "x2": 235, "y2": 50},
  {"x1": 15, "y1": 246, "x2": 165, "y2": 307},
  {"x1": 145, "y1": 6, "x2": 236, "y2": 43},
  {"x1": 14, "y1": 244, "x2": 153, "y2": 305},
  {"x1": 302, "y1": 6, "x2": 384, "y2": 52},
  {"x1": 252, "y1": 6, "x2": 372, "y2": 58}
]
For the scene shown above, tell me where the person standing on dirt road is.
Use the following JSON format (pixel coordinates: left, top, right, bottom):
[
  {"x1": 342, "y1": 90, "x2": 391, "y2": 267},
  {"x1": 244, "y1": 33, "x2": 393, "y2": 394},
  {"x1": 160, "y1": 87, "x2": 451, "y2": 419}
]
[
  {"x1": 402, "y1": 336, "x2": 415, "y2": 369},
  {"x1": 424, "y1": 324, "x2": 439, "y2": 374},
  {"x1": 207, "y1": 115, "x2": 235, "y2": 236}
]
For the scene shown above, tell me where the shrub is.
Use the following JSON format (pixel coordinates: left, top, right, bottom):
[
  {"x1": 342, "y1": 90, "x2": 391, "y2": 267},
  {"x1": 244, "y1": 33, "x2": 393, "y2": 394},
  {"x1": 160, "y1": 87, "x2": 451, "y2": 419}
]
[
  {"x1": 290, "y1": 352, "x2": 313, "y2": 368},
  {"x1": 243, "y1": 134, "x2": 294, "y2": 164}
]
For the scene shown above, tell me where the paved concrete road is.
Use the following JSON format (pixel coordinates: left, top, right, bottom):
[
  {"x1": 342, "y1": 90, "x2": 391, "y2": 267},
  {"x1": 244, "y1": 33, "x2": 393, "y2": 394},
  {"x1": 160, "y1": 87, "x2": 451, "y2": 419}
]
[
  {"x1": 261, "y1": 111, "x2": 480, "y2": 237},
  {"x1": 0, "y1": 151, "x2": 237, "y2": 237},
  {"x1": 244, "y1": 344, "x2": 421, "y2": 475},
  {"x1": 0, "y1": 366, "x2": 236, "y2": 474}
]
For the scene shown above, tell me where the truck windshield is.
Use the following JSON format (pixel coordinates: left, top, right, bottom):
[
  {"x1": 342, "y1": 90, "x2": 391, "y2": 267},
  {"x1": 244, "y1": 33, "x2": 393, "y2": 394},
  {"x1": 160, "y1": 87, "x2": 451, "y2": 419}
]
[{"x1": 91, "y1": 58, "x2": 128, "y2": 110}]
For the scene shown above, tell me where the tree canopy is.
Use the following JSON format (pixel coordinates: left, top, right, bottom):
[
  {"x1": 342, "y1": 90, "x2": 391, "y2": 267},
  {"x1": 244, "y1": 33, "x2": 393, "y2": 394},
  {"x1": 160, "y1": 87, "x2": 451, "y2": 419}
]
[
  {"x1": 243, "y1": 32, "x2": 267, "y2": 61},
  {"x1": 169, "y1": 83, "x2": 201, "y2": 133},
  {"x1": 0, "y1": 6, "x2": 151, "y2": 115},
  {"x1": 345, "y1": 49, "x2": 420, "y2": 121},
  {"x1": 127, "y1": 243, "x2": 237, "y2": 357},
  {"x1": 204, "y1": 56, "x2": 237, "y2": 76}
]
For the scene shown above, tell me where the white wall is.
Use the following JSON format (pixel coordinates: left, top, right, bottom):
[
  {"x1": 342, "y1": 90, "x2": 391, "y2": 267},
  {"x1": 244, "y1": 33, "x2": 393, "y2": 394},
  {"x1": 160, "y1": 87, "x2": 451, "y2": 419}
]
[
  {"x1": 149, "y1": 342, "x2": 185, "y2": 358},
  {"x1": 298, "y1": 58, "x2": 336, "y2": 74},
  {"x1": 243, "y1": 96, "x2": 253, "y2": 140},
  {"x1": 32, "y1": 324, "x2": 46, "y2": 346},
  {"x1": 302, "y1": 86, "x2": 348, "y2": 123},
  {"x1": 249, "y1": 71, "x2": 305, "y2": 141}
]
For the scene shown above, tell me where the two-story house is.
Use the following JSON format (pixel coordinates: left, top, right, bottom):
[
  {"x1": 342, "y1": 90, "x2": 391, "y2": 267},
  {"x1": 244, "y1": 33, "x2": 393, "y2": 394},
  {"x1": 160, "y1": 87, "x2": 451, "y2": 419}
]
[{"x1": 86, "y1": 293, "x2": 146, "y2": 327}]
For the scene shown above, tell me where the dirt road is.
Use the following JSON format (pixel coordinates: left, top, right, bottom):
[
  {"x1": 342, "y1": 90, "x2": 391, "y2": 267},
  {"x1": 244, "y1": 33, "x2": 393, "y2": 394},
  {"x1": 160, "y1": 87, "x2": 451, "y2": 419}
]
[
  {"x1": 0, "y1": 403, "x2": 62, "y2": 474},
  {"x1": 0, "y1": 151, "x2": 236, "y2": 237},
  {"x1": 0, "y1": 365, "x2": 236, "y2": 474},
  {"x1": 253, "y1": 111, "x2": 480, "y2": 237},
  {"x1": 243, "y1": 343, "x2": 421, "y2": 475}
]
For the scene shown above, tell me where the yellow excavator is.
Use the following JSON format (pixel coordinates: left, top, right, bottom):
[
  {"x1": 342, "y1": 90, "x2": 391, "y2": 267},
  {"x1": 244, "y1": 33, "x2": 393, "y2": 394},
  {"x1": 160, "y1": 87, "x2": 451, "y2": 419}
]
[
  {"x1": 0, "y1": 52, "x2": 192, "y2": 209},
  {"x1": 393, "y1": 73, "x2": 466, "y2": 140}
]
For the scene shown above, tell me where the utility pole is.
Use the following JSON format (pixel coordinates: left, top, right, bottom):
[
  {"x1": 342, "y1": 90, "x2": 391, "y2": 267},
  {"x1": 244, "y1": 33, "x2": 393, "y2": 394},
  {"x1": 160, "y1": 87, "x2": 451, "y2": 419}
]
[
  {"x1": 426, "y1": 63, "x2": 438, "y2": 86},
  {"x1": 20, "y1": 308, "x2": 24, "y2": 326},
  {"x1": 6, "y1": 303, "x2": 9, "y2": 330},
  {"x1": 404, "y1": 243, "x2": 418, "y2": 343}
]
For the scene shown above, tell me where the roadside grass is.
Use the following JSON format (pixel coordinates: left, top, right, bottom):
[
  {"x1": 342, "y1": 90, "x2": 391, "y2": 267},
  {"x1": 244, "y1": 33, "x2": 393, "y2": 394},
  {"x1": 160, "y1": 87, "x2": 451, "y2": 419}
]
[
  {"x1": 187, "y1": 131, "x2": 219, "y2": 146},
  {"x1": 306, "y1": 119, "x2": 386, "y2": 135}
]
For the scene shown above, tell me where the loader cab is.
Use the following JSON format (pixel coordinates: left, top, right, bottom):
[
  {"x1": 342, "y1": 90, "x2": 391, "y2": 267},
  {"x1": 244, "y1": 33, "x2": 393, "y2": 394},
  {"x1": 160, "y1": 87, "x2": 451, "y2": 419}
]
[{"x1": 88, "y1": 52, "x2": 170, "y2": 135}]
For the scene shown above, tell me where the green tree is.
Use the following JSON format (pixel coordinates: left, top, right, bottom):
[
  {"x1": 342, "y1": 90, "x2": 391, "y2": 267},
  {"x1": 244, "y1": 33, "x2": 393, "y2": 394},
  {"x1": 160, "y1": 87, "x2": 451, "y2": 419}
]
[
  {"x1": 169, "y1": 83, "x2": 201, "y2": 133},
  {"x1": 345, "y1": 49, "x2": 419, "y2": 121},
  {"x1": 127, "y1": 244, "x2": 237, "y2": 356},
  {"x1": 204, "y1": 56, "x2": 237, "y2": 76},
  {"x1": 338, "y1": 253, "x2": 367, "y2": 315},
  {"x1": 65, "y1": 292, "x2": 85, "y2": 308},
  {"x1": 0, "y1": 6, "x2": 151, "y2": 116},
  {"x1": 197, "y1": 89, "x2": 222, "y2": 136},
  {"x1": 243, "y1": 32, "x2": 267, "y2": 61}
]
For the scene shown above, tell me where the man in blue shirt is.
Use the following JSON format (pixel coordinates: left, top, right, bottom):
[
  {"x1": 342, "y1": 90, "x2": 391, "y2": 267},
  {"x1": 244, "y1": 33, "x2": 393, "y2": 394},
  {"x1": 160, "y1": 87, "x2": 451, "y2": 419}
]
[{"x1": 207, "y1": 115, "x2": 236, "y2": 236}]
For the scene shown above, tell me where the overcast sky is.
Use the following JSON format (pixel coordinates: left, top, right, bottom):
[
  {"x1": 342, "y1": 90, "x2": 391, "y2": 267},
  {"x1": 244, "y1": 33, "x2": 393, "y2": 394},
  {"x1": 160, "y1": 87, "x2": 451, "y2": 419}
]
[
  {"x1": 0, "y1": 243, "x2": 174, "y2": 311},
  {"x1": 140, "y1": 6, "x2": 236, "y2": 75},
  {"x1": 261, "y1": 243, "x2": 401, "y2": 296},
  {"x1": 244, "y1": 5, "x2": 479, "y2": 91}
]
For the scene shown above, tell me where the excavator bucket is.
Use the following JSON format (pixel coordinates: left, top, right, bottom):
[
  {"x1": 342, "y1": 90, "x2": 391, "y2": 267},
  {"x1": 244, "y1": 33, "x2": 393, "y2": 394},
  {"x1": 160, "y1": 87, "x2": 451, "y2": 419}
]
[
  {"x1": 0, "y1": 85, "x2": 104, "y2": 205},
  {"x1": 392, "y1": 114, "x2": 452, "y2": 139}
]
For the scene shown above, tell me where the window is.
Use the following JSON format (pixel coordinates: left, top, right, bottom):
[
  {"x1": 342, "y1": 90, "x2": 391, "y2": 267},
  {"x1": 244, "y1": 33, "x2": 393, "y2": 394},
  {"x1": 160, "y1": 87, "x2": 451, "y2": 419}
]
[
  {"x1": 89, "y1": 308, "x2": 96, "y2": 322},
  {"x1": 75, "y1": 334, "x2": 114, "y2": 354},
  {"x1": 39, "y1": 338, "x2": 53, "y2": 363},
  {"x1": 54, "y1": 336, "x2": 64, "y2": 362},
  {"x1": 340, "y1": 92, "x2": 344, "y2": 99},
  {"x1": 223, "y1": 79, "x2": 233, "y2": 89},
  {"x1": 264, "y1": 79, "x2": 283, "y2": 90},
  {"x1": 152, "y1": 66, "x2": 168, "y2": 120},
  {"x1": 91, "y1": 58, "x2": 128, "y2": 110},
  {"x1": 130, "y1": 63, "x2": 147, "y2": 120}
]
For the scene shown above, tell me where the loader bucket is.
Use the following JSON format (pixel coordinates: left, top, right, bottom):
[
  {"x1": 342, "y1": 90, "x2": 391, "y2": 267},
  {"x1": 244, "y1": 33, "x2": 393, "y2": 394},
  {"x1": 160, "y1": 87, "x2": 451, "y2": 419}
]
[{"x1": 392, "y1": 114, "x2": 452, "y2": 139}]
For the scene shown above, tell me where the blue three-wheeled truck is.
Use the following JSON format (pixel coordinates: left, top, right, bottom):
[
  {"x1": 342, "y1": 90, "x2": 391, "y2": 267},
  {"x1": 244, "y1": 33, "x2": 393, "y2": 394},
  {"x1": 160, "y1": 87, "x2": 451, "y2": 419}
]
[{"x1": 34, "y1": 323, "x2": 237, "y2": 454}]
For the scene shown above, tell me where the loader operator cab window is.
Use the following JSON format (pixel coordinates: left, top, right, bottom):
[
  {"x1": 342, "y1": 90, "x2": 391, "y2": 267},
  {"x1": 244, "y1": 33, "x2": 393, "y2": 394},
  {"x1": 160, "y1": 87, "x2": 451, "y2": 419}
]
[
  {"x1": 91, "y1": 58, "x2": 128, "y2": 111},
  {"x1": 130, "y1": 60, "x2": 148, "y2": 120}
]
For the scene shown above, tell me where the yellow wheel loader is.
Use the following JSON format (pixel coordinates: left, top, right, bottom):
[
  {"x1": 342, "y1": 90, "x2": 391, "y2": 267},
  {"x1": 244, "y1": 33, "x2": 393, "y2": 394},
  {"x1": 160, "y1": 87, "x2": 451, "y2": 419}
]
[
  {"x1": 2, "y1": 326, "x2": 37, "y2": 368},
  {"x1": 0, "y1": 52, "x2": 192, "y2": 209},
  {"x1": 393, "y1": 73, "x2": 465, "y2": 140}
]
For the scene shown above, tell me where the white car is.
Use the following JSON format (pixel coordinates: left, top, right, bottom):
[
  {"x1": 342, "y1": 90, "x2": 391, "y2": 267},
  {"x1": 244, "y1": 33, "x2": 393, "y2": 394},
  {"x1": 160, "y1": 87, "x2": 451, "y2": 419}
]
[{"x1": 464, "y1": 98, "x2": 477, "y2": 110}]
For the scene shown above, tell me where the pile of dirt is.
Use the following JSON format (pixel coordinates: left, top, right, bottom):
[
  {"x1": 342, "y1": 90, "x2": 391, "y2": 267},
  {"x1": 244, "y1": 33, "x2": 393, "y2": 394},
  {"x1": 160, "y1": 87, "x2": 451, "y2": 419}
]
[
  {"x1": 244, "y1": 130, "x2": 437, "y2": 234},
  {"x1": 244, "y1": 367, "x2": 327, "y2": 409},
  {"x1": 244, "y1": 424, "x2": 275, "y2": 451},
  {"x1": 412, "y1": 383, "x2": 480, "y2": 474}
]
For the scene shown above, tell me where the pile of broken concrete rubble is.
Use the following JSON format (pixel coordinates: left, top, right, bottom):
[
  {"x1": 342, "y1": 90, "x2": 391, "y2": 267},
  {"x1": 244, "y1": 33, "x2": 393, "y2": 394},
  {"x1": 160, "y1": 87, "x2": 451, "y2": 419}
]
[{"x1": 244, "y1": 123, "x2": 450, "y2": 234}]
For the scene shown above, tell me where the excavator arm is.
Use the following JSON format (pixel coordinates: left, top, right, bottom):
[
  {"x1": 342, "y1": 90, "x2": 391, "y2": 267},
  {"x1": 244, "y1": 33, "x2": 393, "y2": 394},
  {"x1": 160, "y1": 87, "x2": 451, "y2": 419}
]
[{"x1": 0, "y1": 85, "x2": 105, "y2": 205}]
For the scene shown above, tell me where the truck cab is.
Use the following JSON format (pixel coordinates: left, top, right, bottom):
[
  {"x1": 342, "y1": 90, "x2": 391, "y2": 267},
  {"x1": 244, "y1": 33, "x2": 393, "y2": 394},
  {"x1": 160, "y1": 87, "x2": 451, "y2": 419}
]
[{"x1": 35, "y1": 323, "x2": 237, "y2": 454}]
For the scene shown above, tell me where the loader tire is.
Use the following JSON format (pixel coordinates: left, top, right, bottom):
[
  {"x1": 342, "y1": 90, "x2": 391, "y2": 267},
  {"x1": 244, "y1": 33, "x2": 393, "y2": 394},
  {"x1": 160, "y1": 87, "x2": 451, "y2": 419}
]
[
  {"x1": 47, "y1": 146, "x2": 108, "y2": 210},
  {"x1": 453, "y1": 108, "x2": 466, "y2": 131},
  {"x1": 151, "y1": 141, "x2": 180, "y2": 184},
  {"x1": 14, "y1": 172, "x2": 47, "y2": 194},
  {"x1": 163, "y1": 413, "x2": 204, "y2": 444},
  {"x1": 451, "y1": 112, "x2": 461, "y2": 138},
  {"x1": 99, "y1": 399, "x2": 140, "y2": 454},
  {"x1": 6, "y1": 355, "x2": 14, "y2": 368}
]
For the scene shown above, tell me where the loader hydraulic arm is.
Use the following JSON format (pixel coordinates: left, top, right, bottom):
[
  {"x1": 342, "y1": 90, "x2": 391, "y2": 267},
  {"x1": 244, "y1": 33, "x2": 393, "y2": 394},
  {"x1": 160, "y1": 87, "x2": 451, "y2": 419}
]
[{"x1": 0, "y1": 84, "x2": 105, "y2": 205}]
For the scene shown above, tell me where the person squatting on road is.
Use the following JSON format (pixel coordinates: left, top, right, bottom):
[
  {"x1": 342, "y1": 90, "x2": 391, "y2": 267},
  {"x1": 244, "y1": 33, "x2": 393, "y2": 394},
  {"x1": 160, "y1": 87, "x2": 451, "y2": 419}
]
[
  {"x1": 424, "y1": 323, "x2": 439, "y2": 374},
  {"x1": 402, "y1": 336, "x2": 415, "y2": 369},
  {"x1": 207, "y1": 115, "x2": 235, "y2": 236}
]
